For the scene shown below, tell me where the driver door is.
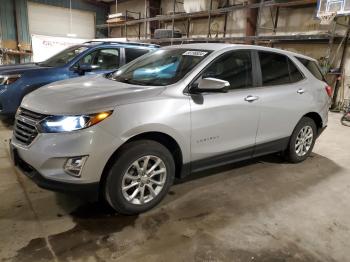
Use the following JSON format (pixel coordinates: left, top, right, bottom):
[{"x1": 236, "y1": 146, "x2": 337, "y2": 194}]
[
  {"x1": 72, "y1": 48, "x2": 121, "y2": 76},
  {"x1": 190, "y1": 50, "x2": 261, "y2": 171}
]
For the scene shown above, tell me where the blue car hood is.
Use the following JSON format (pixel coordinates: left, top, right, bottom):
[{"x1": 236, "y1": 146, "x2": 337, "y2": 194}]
[{"x1": 0, "y1": 63, "x2": 51, "y2": 75}]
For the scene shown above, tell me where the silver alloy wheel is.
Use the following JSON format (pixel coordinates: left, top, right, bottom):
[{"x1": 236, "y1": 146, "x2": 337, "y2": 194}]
[
  {"x1": 121, "y1": 155, "x2": 167, "y2": 205},
  {"x1": 295, "y1": 125, "x2": 314, "y2": 157}
]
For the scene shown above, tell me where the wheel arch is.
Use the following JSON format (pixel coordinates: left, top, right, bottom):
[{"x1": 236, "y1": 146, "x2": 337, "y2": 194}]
[
  {"x1": 302, "y1": 112, "x2": 323, "y2": 135},
  {"x1": 99, "y1": 131, "x2": 185, "y2": 198}
]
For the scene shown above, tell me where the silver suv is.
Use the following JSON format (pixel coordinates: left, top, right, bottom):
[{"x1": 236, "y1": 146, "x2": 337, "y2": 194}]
[{"x1": 10, "y1": 44, "x2": 331, "y2": 214}]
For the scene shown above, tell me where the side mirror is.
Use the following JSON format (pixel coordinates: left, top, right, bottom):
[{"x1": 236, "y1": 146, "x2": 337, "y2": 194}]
[
  {"x1": 76, "y1": 64, "x2": 99, "y2": 75},
  {"x1": 192, "y1": 77, "x2": 230, "y2": 93}
]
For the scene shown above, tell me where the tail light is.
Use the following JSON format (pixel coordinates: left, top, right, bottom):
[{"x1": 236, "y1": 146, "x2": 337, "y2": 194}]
[{"x1": 325, "y1": 85, "x2": 333, "y2": 97}]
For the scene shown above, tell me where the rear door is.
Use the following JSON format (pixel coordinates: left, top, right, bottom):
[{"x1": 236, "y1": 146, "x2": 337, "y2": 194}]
[{"x1": 252, "y1": 50, "x2": 313, "y2": 156}]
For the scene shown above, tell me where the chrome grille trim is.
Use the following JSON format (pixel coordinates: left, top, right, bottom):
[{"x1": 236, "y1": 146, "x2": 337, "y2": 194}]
[{"x1": 13, "y1": 108, "x2": 48, "y2": 146}]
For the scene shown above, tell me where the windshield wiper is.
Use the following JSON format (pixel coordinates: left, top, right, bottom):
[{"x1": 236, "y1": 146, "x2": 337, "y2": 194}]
[{"x1": 114, "y1": 77, "x2": 147, "y2": 86}]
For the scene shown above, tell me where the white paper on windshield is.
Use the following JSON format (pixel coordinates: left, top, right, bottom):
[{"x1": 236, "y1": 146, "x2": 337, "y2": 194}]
[{"x1": 182, "y1": 51, "x2": 208, "y2": 56}]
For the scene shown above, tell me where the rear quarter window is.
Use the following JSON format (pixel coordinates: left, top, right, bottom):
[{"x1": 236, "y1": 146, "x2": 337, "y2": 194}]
[
  {"x1": 258, "y1": 51, "x2": 304, "y2": 86},
  {"x1": 296, "y1": 57, "x2": 324, "y2": 81}
]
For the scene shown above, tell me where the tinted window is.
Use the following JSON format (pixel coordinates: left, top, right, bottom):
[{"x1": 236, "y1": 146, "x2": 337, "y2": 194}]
[
  {"x1": 125, "y1": 48, "x2": 149, "y2": 63},
  {"x1": 259, "y1": 51, "x2": 304, "y2": 85},
  {"x1": 259, "y1": 52, "x2": 290, "y2": 86},
  {"x1": 79, "y1": 48, "x2": 119, "y2": 70},
  {"x1": 296, "y1": 57, "x2": 324, "y2": 81},
  {"x1": 203, "y1": 50, "x2": 253, "y2": 89},
  {"x1": 288, "y1": 59, "x2": 304, "y2": 83}
]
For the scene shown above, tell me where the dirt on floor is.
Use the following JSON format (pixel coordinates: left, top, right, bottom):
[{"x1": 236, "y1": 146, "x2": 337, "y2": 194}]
[{"x1": 0, "y1": 112, "x2": 349, "y2": 262}]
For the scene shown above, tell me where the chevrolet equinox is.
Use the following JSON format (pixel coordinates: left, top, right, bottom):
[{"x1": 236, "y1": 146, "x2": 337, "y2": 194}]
[{"x1": 10, "y1": 44, "x2": 331, "y2": 214}]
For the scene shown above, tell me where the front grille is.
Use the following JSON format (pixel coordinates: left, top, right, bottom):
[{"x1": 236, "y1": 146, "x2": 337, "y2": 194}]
[{"x1": 14, "y1": 108, "x2": 47, "y2": 146}]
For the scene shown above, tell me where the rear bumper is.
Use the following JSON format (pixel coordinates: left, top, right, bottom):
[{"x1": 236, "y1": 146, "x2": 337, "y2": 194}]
[{"x1": 11, "y1": 143, "x2": 99, "y2": 201}]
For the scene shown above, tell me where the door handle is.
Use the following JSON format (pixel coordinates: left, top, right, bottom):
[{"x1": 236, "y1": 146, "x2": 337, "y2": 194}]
[
  {"x1": 244, "y1": 95, "x2": 259, "y2": 102},
  {"x1": 297, "y1": 88, "x2": 305, "y2": 94}
]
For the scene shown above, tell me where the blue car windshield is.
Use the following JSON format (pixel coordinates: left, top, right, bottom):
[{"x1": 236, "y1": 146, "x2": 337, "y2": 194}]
[
  {"x1": 109, "y1": 49, "x2": 212, "y2": 86},
  {"x1": 38, "y1": 45, "x2": 89, "y2": 67}
]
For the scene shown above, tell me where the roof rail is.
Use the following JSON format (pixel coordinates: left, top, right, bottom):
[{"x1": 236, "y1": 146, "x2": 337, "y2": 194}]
[{"x1": 83, "y1": 40, "x2": 159, "y2": 48}]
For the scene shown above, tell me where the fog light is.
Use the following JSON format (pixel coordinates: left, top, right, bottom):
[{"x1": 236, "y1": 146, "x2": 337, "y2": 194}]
[{"x1": 64, "y1": 156, "x2": 88, "y2": 177}]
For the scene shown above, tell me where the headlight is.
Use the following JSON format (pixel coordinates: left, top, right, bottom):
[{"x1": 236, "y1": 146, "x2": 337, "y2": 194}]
[
  {"x1": 39, "y1": 111, "x2": 113, "y2": 133},
  {"x1": 0, "y1": 74, "x2": 21, "y2": 85}
]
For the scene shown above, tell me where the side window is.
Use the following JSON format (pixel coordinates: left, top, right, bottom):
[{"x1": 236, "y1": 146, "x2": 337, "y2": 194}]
[
  {"x1": 78, "y1": 48, "x2": 119, "y2": 70},
  {"x1": 288, "y1": 59, "x2": 304, "y2": 83},
  {"x1": 79, "y1": 52, "x2": 94, "y2": 65},
  {"x1": 259, "y1": 51, "x2": 291, "y2": 86},
  {"x1": 202, "y1": 50, "x2": 253, "y2": 89},
  {"x1": 125, "y1": 48, "x2": 149, "y2": 64},
  {"x1": 296, "y1": 57, "x2": 324, "y2": 81}
]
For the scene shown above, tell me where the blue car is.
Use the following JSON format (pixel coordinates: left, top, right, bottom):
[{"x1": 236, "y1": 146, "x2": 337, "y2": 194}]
[{"x1": 0, "y1": 41, "x2": 158, "y2": 118}]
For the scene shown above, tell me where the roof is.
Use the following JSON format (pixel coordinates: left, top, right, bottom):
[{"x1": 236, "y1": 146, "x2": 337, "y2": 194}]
[
  {"x1": 164, "y1": 43, "x2": 316, "y2": 61},
  {"x1": 167, "y1": 43, "x2": 235, "y2": 51},
  {"x1": 83, "y1": 40, "x2": 159, "y2": 48}
]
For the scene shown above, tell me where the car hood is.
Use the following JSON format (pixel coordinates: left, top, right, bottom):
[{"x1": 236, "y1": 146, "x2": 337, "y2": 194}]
[
  {"x1": 0, "y1": 63, "x2": 51, "y2": 75},
  {"x1": 22, "y1": 74, "x2": 165, "y2": 115}
]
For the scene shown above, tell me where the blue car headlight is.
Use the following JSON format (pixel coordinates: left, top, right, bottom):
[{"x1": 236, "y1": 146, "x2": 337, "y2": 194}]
[
  {"x1": 39, "y1": 111, "x2": 113, "y2": 133},
  {"x1": 0, "y1": 74, "x2": 21, "y2": 85}
]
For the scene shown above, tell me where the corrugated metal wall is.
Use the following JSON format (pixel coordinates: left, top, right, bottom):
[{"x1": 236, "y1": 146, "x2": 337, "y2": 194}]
[
  {"x1": 0, "y1": 0, "x2": 108, "y2": 64},
  {"x1": 15, "y1": 0, "x2": 31, "y2": 50},
  {"x1": 0, "y1": 0, "x2": 17, "y2": 48}
]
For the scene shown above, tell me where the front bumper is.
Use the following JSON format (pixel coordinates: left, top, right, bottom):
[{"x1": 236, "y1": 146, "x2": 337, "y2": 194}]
[
  {"x1": 11, "y1": 144, "x2": 99, "y2": 200},
  {"x1": 10, "y1": 122, "x2": 122, "y2": 197}
]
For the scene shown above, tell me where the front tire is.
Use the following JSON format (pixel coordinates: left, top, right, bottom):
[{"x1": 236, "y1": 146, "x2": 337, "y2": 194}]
[
  {"x1": 105, "y1": 140, "x2": 175, "y2": 215},
  {"x1": 285, "y1": 117, "x2": 317, "y2": 163}
]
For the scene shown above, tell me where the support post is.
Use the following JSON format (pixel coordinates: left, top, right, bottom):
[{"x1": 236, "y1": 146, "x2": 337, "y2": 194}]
[
  {"x1": 223, "y1": 0, "x2": 229, "y2": 38},
  {"x1": 331, "y1": 18, "x2": 350, "y2": 109},
  {"x1": 172, "y1": 0, "x2": 176, "y2": 39},
  {"x1": 186, "y1": 17, "x2": 190, "y2": 38},
  {"x1": 245, "y1": 0, "x2": 259, "y2": 44},
  {"x1": 170, "y1": 0, "x2": 176, "y2": 45},
  {"x1": 144, "y1": 0, "x2": 148, "y2": 39},
  {"x1": 138, "y1": 12, "x2": 141, "y2": 39},
  {"x1": 125, "y1": 10, "x2": 128, "y2": 40},
  {"x1": 207, "y1": 0, "x2": 213, "y2": 39},
  {"x1": 14, "y1": 0, "x2": 20, "y2": 63},
  {"x1": 273, "y1": 7, "x2": 279, "y2": 33},
  {"x1": 255, "y1": 0, "x2": 265, "y2": 44}
]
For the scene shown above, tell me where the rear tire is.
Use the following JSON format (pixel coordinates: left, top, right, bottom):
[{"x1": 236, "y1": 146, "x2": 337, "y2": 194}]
[
  {"x1": 285, "y1": 117, "x2": 317, "y2": 163},
  {"x1": 104, "y1": 140, "x2": 175, "y2": 215}
]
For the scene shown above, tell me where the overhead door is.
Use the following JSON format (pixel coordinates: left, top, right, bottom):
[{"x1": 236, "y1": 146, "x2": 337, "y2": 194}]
[{"x1": 27, "y1": 2, "x2": 95, "y2": 38}]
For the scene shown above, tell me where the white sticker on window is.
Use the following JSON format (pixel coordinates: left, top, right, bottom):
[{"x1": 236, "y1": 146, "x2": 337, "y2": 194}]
[{"x1": 182, "y1": 51, "x2": 208, "y2": 56}]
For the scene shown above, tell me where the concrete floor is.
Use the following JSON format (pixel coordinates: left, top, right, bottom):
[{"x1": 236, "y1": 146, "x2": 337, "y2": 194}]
[{"x1": 0, "y1": 112, "x2": 349, "y2": 262}]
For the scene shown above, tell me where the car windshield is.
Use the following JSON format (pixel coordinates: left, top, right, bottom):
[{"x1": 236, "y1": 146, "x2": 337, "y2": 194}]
[
  {"x1": 109, "y1": 49, "x2": 212, "y2": 86},
  {"x1": 38, "y1": 45, "x2": 89, "y2": 67}
]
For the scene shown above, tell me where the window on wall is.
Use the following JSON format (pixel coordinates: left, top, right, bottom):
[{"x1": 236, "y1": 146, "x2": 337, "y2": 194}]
[
  {"x1": 202, "y1": 50, "x2": 253, "y2": 89},
  {"x1": 259, "y1": 51, "x2": 304, "y2": 86}
]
